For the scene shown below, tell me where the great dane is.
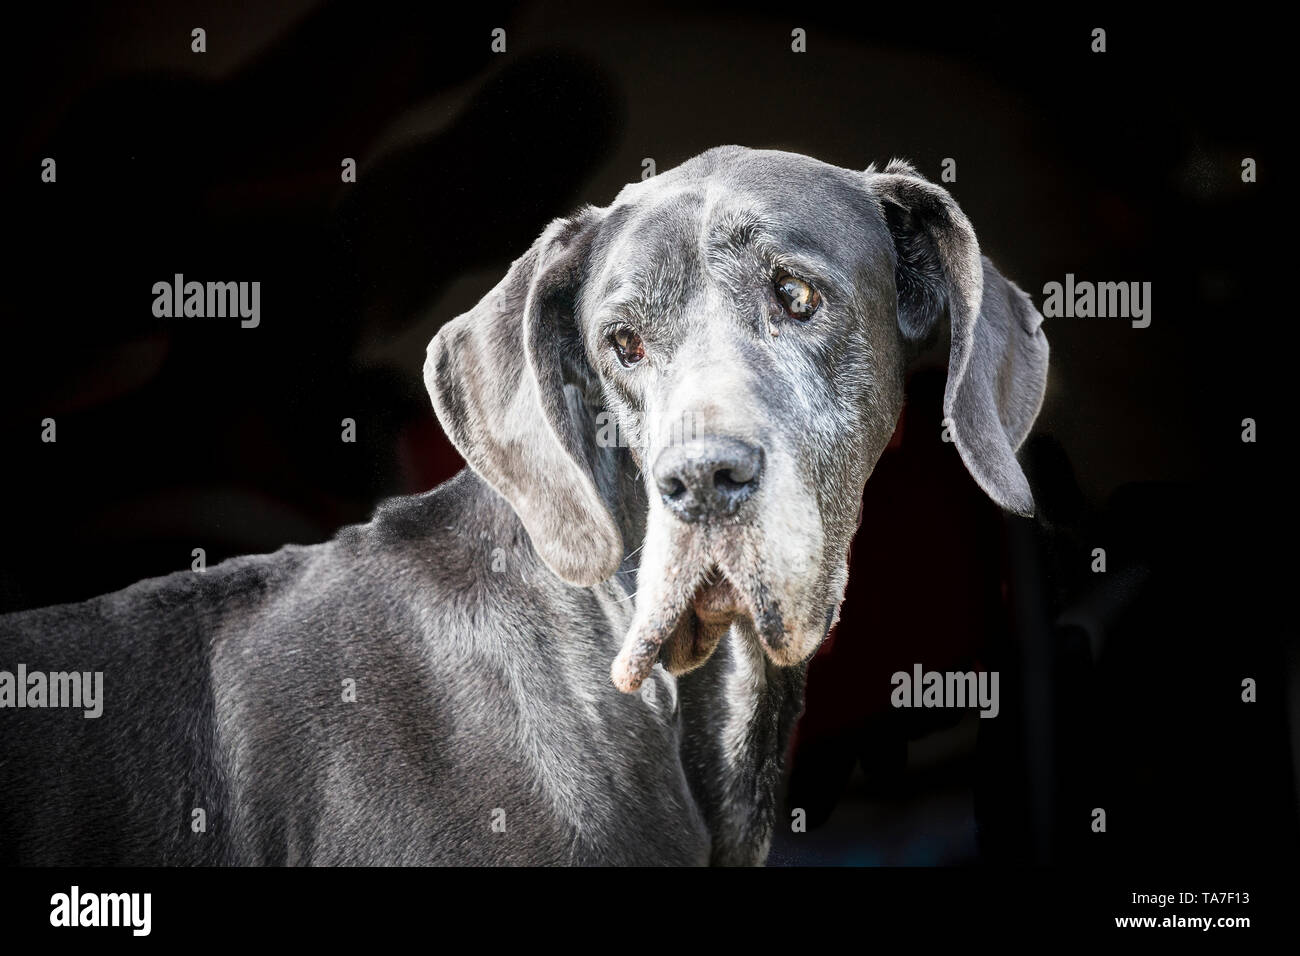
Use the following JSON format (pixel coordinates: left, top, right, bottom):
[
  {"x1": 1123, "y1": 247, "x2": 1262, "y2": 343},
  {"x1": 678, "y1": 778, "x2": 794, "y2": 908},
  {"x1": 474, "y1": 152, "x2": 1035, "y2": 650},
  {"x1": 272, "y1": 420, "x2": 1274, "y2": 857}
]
[{"x1": 0, "y1": 146, "x2": 1048, "y2": 865}]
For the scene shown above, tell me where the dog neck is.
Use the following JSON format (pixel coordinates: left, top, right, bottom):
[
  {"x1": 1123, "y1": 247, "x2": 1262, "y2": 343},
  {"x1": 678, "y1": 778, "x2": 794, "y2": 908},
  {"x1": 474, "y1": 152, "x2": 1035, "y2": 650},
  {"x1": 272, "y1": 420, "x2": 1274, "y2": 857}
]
[{"x1": 673, "y1": 636, "x2": 807, "y2": 865}]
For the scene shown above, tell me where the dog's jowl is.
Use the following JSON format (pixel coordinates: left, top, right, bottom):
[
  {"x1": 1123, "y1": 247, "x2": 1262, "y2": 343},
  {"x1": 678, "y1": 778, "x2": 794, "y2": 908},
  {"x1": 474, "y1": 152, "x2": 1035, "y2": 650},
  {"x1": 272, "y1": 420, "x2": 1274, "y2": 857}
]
[{"x1": 0, "y1": 147, "x2": 1047, "y2": 865}]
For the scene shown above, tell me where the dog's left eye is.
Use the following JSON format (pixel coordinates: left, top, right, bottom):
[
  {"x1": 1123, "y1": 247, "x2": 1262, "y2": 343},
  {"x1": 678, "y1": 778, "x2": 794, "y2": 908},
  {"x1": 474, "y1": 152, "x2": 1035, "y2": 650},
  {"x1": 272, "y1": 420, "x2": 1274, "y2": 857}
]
[
  {"x1": 609, "y1": 327, "x2": 646, "y2": 367},
  {"x1": 774, "y1": 272, "x2": 821, "y2": 319}
]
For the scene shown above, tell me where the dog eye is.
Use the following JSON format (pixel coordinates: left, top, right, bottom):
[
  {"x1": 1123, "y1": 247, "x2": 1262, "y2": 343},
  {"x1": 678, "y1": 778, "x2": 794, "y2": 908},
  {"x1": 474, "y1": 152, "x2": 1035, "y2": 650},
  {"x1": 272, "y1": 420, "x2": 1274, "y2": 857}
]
[
  {"x1": 774, "y1": 272, "x2": 821, "y2": 319},
  {"x1": 609, "y1": 327, "x2": 646, "y2": 367}
]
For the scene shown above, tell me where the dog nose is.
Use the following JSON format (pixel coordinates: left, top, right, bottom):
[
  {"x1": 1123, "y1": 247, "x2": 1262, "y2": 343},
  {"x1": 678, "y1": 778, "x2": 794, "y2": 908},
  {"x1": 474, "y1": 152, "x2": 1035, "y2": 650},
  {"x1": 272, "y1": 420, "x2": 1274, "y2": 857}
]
[{"x1": 653, "y1": 438, "x2": 764, "y2": 522}]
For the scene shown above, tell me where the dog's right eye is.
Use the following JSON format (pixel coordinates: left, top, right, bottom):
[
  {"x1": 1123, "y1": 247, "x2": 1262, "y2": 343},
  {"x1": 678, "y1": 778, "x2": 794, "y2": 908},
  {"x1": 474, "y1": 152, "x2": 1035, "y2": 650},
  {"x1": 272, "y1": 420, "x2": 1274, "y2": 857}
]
[
  {"x1": 773, "y1": 271, "x2": 821, "y2": 319},
  {"x1": 609, "y1": 327, "x2": 646, "y2": 367}
]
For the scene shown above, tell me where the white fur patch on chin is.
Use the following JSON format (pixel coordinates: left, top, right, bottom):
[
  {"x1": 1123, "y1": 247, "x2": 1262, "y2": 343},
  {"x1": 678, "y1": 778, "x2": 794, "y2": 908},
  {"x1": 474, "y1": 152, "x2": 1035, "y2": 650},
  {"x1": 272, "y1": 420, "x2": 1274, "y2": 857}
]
[{"x1": 723, "y1": 624, "x2": 769, "y2": 768}]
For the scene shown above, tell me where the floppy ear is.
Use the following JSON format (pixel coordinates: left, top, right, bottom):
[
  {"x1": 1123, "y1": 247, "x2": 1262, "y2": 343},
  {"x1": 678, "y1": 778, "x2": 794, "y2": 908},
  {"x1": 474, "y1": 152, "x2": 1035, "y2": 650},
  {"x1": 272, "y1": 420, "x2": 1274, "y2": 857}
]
[
  {"x1": 424, "y1": 208, "x2": 622, "y2": 586},
  {"x1": 869, "y1": 160, "x2": 1049, "y2": 516}
]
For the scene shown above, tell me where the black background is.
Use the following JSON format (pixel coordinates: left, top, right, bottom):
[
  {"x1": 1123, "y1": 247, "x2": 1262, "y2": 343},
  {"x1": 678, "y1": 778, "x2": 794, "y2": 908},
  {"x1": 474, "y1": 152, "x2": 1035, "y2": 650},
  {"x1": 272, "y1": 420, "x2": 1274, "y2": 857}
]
[{"x1": 3, "y1": 1, "x2": 1295, "y2": 869}]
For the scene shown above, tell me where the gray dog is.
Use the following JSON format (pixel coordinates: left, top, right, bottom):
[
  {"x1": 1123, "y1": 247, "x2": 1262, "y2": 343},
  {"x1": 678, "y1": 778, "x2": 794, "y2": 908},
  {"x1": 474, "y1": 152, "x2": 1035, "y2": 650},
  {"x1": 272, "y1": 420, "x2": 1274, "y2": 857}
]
[{"x1": 0, "y1": 146, "x2": 1048, "y2": 865}]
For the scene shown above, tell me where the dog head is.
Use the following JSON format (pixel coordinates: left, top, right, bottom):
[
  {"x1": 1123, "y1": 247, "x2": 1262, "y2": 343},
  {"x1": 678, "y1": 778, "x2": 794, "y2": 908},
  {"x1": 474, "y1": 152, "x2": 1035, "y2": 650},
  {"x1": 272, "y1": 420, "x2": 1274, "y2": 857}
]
[{"x1": 426, "y1": 146, "x2": 1048, "y2": 692}]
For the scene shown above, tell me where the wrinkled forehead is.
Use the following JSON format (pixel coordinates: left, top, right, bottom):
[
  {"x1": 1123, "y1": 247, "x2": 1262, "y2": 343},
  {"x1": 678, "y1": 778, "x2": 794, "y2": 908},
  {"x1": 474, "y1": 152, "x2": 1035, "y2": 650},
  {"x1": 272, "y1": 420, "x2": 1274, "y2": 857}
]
[{"x1": 587, "y1": 150, "x2": 888, "y2": 305}]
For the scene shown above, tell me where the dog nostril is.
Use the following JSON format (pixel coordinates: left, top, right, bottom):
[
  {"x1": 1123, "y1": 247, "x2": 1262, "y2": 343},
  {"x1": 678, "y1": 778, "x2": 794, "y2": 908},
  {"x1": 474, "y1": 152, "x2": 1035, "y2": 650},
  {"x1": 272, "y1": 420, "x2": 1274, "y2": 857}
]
[
  {"x1": 713, "y1": 469, "x2": 751, "y2": 492},
  {"x1": 663, "y1": 477, "x2": 687, "y2": 500}
]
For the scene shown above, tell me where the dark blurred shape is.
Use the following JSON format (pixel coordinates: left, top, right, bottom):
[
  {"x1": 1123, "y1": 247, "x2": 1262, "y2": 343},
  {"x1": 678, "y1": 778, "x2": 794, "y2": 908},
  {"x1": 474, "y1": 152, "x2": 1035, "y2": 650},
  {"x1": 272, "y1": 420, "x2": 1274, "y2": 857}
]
[{"x1": 3, "y1": 4, "x2": 622, "y2": 610}]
